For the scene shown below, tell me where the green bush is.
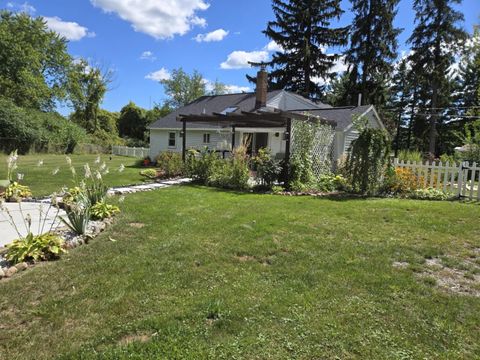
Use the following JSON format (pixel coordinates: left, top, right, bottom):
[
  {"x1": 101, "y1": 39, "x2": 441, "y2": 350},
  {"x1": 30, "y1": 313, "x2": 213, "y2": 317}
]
[
  {"x1": 90, "y1": 201, "x2": 120, "y2": 220},
  {"x1": 317, "y1": 174, "x2": 347, "y2": 192},
  {"x1": 397, "y1": 149, "x2": 423, "y2": 163},
  {"x1": 140, "y1": 169, "x2": 158, "y2": 179},
  {"x1": 186, "y1": 148, "x2": 221, "y2": 183},
  {"x1": 155, "y1": 152, "x2": 184, "y2": 178},
  {"x1": 346, "y1": 128, "x2": 391, "y2": 195},
  {"x1": 6, "y1": 233, "x2": 65, "y2": 264},
  {"x1": 409, "y1": 188, "x2": 453, "y2": 201},
  {"x1": 252, "y1": 148, "x2": 281, "y2": 188}
]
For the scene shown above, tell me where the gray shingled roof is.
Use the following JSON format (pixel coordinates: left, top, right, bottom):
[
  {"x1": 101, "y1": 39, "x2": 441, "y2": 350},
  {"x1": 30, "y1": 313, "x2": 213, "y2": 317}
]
[
  {"x1": 306, "y1": 105, "x2": 375, "y2": 131},
  {"x1": 149, "y1": 90, "x2": 377, "y2": 131}
]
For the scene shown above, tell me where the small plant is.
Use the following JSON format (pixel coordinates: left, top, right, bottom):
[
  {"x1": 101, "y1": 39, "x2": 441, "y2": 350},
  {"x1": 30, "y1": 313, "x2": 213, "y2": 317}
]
[
  {"x1": 6, "y1": 233, "x2": 65, "y2": 264},
  {"x1": 317, "y1": 174, "x2": 347, "y2": 192},
  {"x1": 252, "y1": 148, "x2": 281, "y2": 189},
  {"x1": 397, "y1": 149, "x2": 423, "y2": 163},
  {"x1": 62, "y1": 186, "x2": 84, "y2": 206},
  {"x1": 186, "y1": 148, "x2": 221, "y2": 183},
  {"x1": 409, "y1": 188, "x2": 453, "y2": 201},
  {"x1": 90, "y1": 201, "x2": 120, "y2": 220},
  {"x1": 6, "y1": 150, "x2": 18, "y2": 182},
  {"x1": 140, "y1": 168, "x2": 158, "y2": 179},
  {"x1": 61, "y1": 193, "x2": 90, "y2": 235},
  {"x1": 5, "y1": 182, "x2": 32, "y2": 201}
]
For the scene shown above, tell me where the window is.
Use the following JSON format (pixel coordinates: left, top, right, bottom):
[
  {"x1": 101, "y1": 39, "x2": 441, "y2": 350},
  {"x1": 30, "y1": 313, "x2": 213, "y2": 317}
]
[
  {"x1": 203, "y1": 133, "x2": 210, "y2": 144},
  {"x1": 168, "y1": 132, "x2": 176, "y2": 147}
]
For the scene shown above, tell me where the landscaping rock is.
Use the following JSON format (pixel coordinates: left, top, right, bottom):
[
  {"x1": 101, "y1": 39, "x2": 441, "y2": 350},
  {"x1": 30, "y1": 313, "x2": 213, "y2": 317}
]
[
  {"x1": 5, "y1": 266, "x2": 17, "y2": 277},
  {"x1": 0, "y1": 247, "x2": 8, "y2": 256},
  {"x1": 15, "y1": 262, "x2": 28, "y2": 271},
  {"x1": 0, "y1": 268, "x2": 5, "y2": 278}
]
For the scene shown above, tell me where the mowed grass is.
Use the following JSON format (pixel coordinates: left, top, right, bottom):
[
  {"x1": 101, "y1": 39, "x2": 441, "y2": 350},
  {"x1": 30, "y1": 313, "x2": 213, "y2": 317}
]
[
  {"x1": 1, "y1": 186, "x2": 480, "y2": 359},
  {"x1": 0, "y1": 154, "x2": 144, "y2": 197}
]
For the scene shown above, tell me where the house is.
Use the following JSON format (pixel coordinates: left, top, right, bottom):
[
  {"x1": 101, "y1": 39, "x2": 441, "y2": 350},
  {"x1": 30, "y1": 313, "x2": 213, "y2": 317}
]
[{"x1": 149, "y1": 69, "x2": 386, "y2": 163}]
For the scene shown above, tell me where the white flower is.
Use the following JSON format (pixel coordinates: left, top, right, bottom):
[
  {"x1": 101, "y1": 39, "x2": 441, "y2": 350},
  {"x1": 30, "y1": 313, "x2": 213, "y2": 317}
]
[
  {"x1": 119, "y1": 196, "x2": 125, "y2": 203},
  {"x1": 95, "y1": 156, "x2": 101, "y2": 164},
  {"x1": 99, "y1": 162, "x2": 107, "y2": 171},
  {"x1": 84, "y1": 164, "x2": 91, "y2": 178},
  {"x1": 17, "y1": 173, "x2": 24, "y2": 181},
  {"x1": 95, "y1": 171, "x2": 102, "y2": 180},
  {"x1": 37, "y1": 160, "x2": 44, "y2": 167},
  {"x1": 103, "y1": 167, "x2": 110, "y2": 175},
  {"x1": 118, "y1": 164, "x2": 125, "y2": 173},
  {"x1": 65, "y1": 156, "x2": 72, "y2": 166},
  {"x1": 70, "y1": 166, "x2": 77, "y2": 177},
  {"x1": 52, "y1": 167, "x2": 60, "y2": 175}
]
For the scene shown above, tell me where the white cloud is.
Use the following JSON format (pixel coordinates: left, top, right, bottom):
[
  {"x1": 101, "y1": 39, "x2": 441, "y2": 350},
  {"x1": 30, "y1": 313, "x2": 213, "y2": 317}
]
[
  {"x1": 90, "y1": 0, "x2": 210, "y2": 39},
  {"x1": 6, "y1": 1, "x2": 36, "y2": 14},
  {"x1": 203, "y1": 79, "x2": 250, "y2": 93},
  {"x1": 312, "y1": 55, "x2": 349, "y2": 86},
  {"x1": 220, "y1": 50, "x2": 269, "y2": 69},
  {"x1": 145, "y1": 68, "x2": 171, "y2": 82},
  {"x1": 140, "y1": 51, "x2": 156, "y2": 61},
  {"x1": 264, "y1": 41, "x2": 284, "y2": 53},
  {"x1": 194, "y1": 28, "x2": 228, "y2": 42},
  {"x1": 44, "y1": 17, "x2": 95, "y2": 41}
]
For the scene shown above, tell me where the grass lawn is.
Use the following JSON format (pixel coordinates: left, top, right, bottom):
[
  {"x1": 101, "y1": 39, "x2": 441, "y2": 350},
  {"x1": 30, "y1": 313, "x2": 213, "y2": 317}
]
[
  {"x1": 1, "y1": 186, "x2": 480, "y2": 359},
  {"x1": 0, "y1": 154, "x2": 145, "y2": 197}
]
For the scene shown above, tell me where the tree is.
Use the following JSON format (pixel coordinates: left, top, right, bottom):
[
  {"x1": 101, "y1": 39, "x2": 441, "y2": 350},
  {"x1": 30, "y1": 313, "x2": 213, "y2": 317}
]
[
  {"x1": 262, "y1": 0, "x2": 349, "y2": 100},
  {"x1": 408, "y1": 0, "x2": 466, "y2": 157},
  {"x1": 345, "y1": 0, "x2": 402, "y2": 107},
  {"x1": 118, "y1": 102, "x2": 147, "y2": 140},
  {"x1": 0, "y1": 11, "x2": 71, "y2": 110},
  {"x1": 457, "y1": 26, "x2": 480, "y2": 118},
  {"x1": 68, "y1": 59, "x2": 113, "y2": 134},
  {"x1": 160, "y1": 68, "x2": 206, "y2": 108}
]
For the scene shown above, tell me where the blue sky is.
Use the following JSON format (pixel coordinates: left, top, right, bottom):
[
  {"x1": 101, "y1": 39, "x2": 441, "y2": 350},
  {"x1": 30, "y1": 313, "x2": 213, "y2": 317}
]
[{"x1": 2, "y1": 0, "x2": 479, "y2": 114}]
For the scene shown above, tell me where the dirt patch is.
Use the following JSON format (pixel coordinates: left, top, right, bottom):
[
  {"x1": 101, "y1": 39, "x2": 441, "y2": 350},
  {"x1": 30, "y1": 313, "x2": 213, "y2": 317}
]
[
  {"x1": 118, "y1": 333, "x2": 151, "y2": 346},
  {"x1": 128, "y1": 223, "x2": 145, "y2": 229},
  {"x1": 235, "y1": 255, "x2": 256, "y2": 262},
  {"x1": 234, "y1": 254, "x2": 273, "y2": 266},
  {"x1": 395, "y1": 252, "x2": 480, "y2": 297}
]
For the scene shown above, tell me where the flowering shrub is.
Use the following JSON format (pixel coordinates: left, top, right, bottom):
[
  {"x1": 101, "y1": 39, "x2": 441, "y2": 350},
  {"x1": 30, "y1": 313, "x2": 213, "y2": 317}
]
[
  {"x1": 155, "y1": 152, "x2": 184, "y2": 178},
  {"x1": 387, "y1": 167, "x2": 423, "y2": 194}
]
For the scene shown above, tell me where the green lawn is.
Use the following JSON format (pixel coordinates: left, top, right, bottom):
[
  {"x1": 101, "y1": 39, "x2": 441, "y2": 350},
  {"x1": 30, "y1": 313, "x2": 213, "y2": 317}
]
[
  {"x1": 1, "y1": 187, "x2": 480, "y2": 359},
  {"x1": 0, "y1": 154, "x2": 145, "y2": 197}
]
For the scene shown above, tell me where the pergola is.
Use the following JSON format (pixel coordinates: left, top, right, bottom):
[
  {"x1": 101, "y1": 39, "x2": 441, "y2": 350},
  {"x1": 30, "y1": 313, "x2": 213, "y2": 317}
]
[{"x1": 177, "y1": 109, "x2": 336, "y2": 183}]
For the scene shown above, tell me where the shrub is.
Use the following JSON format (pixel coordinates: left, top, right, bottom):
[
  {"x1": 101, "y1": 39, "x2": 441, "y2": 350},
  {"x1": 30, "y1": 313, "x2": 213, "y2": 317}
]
[
  {"x1": 6, "y1": 233, "x2": 65, "y2": 264},
  {"x1": 155, "y1": 152, "x2": 184, "y2": 178},
  {"x1": 5, "y1": 182, "x2": 32, "y2": 201},
  {"x1": 385, "y1": 167, "x2": 423, "y2": 194},
  {"x1": 317, "y1": 174, "x2": 347, "y2": 192},
  {"x1": 397, "y1": 149, "x2": 423, "y2": 163},
  {"x1": 90, "y1": 201, "x2": 120, "y2": 220},
  {"x1": 208, "y1": 147, "x2": 250, "y2": 190},
  {"x1": 252, "y1": 148, "x2": 281, "y2": 188},
  {"x1": 410, "y1": 188, "x2": 453, "y2": 201},
  {"x1": 140, "y1": 169, "x2": 158, "y2": 179},
  {"x1": 346, "y1": 128, "x2": 391, "y2": 195},
  {"x1": 186, "y1": 148, "x2": 221, "y2": 183}
]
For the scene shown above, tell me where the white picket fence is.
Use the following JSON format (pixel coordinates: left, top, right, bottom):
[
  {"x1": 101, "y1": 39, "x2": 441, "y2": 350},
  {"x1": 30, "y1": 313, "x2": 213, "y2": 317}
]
[
  {"x1": 112, "y1": 146, "x2": 150, "y2": 158},
  {"x1": 394, "y1": 158, "x2": 480, "y2": 201}
]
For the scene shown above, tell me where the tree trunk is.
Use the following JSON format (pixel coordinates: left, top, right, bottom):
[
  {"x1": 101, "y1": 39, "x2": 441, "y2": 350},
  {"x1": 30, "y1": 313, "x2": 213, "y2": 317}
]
[{"x1": 406, "y1": 88, "x2": 417, "y2": 150}]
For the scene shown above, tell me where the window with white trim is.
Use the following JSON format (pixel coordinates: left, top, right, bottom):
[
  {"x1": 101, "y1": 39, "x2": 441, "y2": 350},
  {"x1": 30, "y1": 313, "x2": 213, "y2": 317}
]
[
  {"x1": 203, "y1": 133, "x2": 210, "y2": 144},
  {"x1": 168, "y1": 132, "x2": 176, "y2": 147}
]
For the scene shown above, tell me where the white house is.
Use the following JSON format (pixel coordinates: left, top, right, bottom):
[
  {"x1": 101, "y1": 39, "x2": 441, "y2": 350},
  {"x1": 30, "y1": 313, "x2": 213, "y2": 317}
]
[{"x1": 149, "y1": 70, "x2": 386, "y2": 163}]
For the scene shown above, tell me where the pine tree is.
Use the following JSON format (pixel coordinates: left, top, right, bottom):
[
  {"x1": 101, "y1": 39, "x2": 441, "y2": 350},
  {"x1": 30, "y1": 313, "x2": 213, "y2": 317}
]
[
  {"x1": 345, "y1": 0, "x2": 402, "y2": 107},
  {"x1": 408, "y1": 0, "x2": 466, "y2": 158},
  {"x1": 262, "y1": 0, "x2": 348, "y2": 100},
  {"x1": 457, "y1": 26, "x2": 480, "y2": 117}
]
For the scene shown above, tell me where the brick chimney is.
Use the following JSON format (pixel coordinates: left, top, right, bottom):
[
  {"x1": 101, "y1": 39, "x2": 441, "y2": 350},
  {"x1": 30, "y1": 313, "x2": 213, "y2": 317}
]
[{"x1": 255, "y1": 65, "x2": 268, "y2": 109}]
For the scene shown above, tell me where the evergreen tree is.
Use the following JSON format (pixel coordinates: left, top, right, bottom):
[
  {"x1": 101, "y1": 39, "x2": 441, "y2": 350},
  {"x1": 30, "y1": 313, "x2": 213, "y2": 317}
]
[
  {"x1": 408, "y1": 0, "x2": 466, "y2": 157},
  {"x1": 262, "y1": 0, "x2": 349, "y2": 100},
  {"x1": 345, "y1": 0, "x2": 402, "y2": 107},
  {"x1": 457, "y1": 26, "x2": 480, "y2": 117}
]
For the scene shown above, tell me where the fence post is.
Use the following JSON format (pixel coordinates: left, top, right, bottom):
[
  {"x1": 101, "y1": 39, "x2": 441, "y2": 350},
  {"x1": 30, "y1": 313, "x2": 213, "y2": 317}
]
[{"x1": 457, "y1": 161, "x2": 464, "y2": 198}]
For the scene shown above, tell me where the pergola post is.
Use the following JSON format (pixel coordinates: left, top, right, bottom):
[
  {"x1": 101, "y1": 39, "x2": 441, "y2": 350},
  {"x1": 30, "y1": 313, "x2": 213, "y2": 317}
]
[
  {"x1": 231, "y1": 126, "x2": 236, "y2": 152},
  {"x1": 284, "y1": 118, "x2": 292, "y2": 189},
  {"x1": 182, "y1": 119, "x2": 187, "y2": 162}
]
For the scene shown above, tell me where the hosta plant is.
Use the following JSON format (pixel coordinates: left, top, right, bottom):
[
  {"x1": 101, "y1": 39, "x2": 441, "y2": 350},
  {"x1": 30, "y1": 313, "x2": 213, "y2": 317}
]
[
  {"x1": 140, "y1": 168, "x2": 158, "y2": 179},
  {"x1": 90, "y1": 201, "x2": 120, "y2": 220},
  {"x1": 6, "y1": 233, "x2": 65, "y2": 264},
  {"x1": 5, "y1": 182, "x2": 32, "y2": 201}
]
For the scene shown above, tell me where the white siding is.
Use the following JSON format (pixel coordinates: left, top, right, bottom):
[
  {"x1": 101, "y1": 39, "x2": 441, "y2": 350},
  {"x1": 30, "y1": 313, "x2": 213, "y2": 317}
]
[
  {"x1": 344, "y1": 129, "x2": 360, "y2": 153},
  {"x1": 150, "y1": 129, "x2": 233, "y2": 158}
]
